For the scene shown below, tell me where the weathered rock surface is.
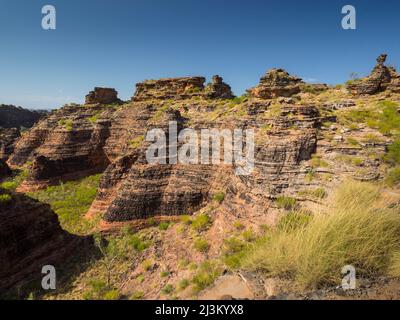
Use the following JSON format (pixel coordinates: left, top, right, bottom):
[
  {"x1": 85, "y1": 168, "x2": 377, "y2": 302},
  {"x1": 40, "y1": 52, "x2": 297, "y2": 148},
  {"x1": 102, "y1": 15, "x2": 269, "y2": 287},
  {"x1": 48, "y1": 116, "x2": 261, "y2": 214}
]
[
  {"x1": 0, "y1": 189, "x2": 81, "y2": 294},
  {"x1": 0, "y1": 104, "x2": 46, "y2": 129},
  {"x1": 347, "y1": 54, "x2": 400, "y2": 95},
  {"x1": 133, "y1": 77, "x2": 206, "y2": 101},
  {"x1": 0, "y1": 128, "x2": 20, "y2": 161},
  {"x1": 85, "y1": 87, "x2": 121, "y2": 105},
  {"x1": 247, "y1": 68, "x2": 303, "y2": 99}
]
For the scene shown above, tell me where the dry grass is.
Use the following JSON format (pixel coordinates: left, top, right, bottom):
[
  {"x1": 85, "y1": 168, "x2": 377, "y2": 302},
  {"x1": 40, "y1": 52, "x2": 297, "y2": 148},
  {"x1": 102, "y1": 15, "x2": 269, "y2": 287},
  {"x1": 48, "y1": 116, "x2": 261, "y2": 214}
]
[{"x1": 241, "y1": 181, "x2": 400, "y2": 289}]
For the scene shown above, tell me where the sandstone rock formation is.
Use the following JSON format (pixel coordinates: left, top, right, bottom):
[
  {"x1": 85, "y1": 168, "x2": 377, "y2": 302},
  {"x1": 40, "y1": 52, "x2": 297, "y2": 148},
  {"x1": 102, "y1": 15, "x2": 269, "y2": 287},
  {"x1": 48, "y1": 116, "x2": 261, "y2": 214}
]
[
  {"x1": 247, "y1": 68, "x2": 303, "y2": 99},
  {"x1": 9, "y1": 103, "x2": 116, "y2": 184},
  {"x1": 0, "y1": 128, "x2": 20, "y2": 161},
  {"x1": 0, "y1": 189, "x2": 81, "y2": 294},
  {"x1": 205, "y1": 75, "x2": 235, "y2": 99},
  {"x1": 133, "y1": 77, "x2": 206, "y2": 101},
  {"x1": 347, "y1": 54, "x2": 400, "y2": 95},
  {"x1": 0, "y1": 104, "x2": 46, "y2": 129},
  {"x1": 85, "y1": 87, "x2": 121, "y2": 104}
]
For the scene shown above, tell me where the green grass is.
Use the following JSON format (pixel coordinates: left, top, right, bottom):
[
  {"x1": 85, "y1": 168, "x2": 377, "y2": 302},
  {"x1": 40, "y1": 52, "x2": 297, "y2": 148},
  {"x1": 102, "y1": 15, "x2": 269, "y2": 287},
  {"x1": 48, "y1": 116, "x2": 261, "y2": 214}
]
[
  {"x1": 338, "y1": 101, "x2": 400, "y2": 136},
  {"x1": 384, "y1": 139, "x2": 400, "y2": 165},
  {"x1": 0, "y1": 169, "x2": 29, "y2": 191},
  {"x1": 212, "y1": 191, "x2": 225, "y2": 203},
  {"x1": 161, "y1": 284, "x2": 174, "y2": 295},
  {"x1": 389, "y1": 252, "x2": 400, "y2": 278},
  {"x1": 58, "y1": 119, "x2": 74, "y2": 131},
  {"x1": 159, "y1": 221, "x2": 170, "y2": 231},
  {"x1": 275, "y1": 196, "x2": 297, "y2": 210},
  {"x1": 0, "y1": 194, "x2": 11, "y2": 203},
  {"x1": 191, "y1": 261, "x2": 222, "y2": 293},
  {"x1": 129, "y1": 136, "x2": 145, "y2": 149},
  {"x1": 82, "y1": 280, "x2": 120, "y2": 300},
  {"x1": 191, "y1": 214, "x2": 212, "y2": 232},
  {"x1": 28, "y1": 174, "x2": 101, "y2": 234},
  {"x1": 194, "y1": 238, "x2": 210, "y2": 253},
  {"x1": 129, "y1": 291, "x2": 144, "y2": 300},
  {"x1": 385, "y1": 167, "x2": 400, "y2": 187},
  {"x1": 240, "y1": 181, "x2": 400, "y2": 289},
  {"x1": 178, "y1": 279, "x2": 190, "y2": 291}
]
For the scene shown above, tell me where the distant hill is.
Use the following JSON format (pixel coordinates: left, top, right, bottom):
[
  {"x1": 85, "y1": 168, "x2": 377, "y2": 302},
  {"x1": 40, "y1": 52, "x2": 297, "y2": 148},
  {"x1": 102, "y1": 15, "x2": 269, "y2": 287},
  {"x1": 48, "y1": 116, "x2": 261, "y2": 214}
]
[{"x1": 0, "y1": 104, "x2": 48, "y2": 129}]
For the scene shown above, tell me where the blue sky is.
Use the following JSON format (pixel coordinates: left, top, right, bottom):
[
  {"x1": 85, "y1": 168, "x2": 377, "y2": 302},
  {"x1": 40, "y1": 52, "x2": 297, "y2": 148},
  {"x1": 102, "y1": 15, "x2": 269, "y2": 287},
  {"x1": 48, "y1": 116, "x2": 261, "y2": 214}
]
[{"x1": 0, "y1": 0, "x2": 399, "y2": 109}]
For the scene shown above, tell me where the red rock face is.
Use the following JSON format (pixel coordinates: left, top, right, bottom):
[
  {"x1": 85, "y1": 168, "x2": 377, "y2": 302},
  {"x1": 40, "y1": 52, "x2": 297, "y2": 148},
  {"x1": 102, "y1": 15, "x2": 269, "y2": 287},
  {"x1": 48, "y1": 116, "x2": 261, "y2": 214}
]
[{"x1": 0, "y1": 189, "x2": 81, "y2": 293}]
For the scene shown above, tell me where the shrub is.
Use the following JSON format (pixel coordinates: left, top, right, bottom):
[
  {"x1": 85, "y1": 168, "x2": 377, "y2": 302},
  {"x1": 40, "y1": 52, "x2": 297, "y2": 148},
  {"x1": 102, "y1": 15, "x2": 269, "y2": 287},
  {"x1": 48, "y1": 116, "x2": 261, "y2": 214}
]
[
  {"x1": 178, "y1": 279, "x2": 190, "y2": 290},
  {"x1": 194, "y1": 238, "x2": 210, "y2": 253},
  {"x1": 385, "y1": 167, "x2": 400, "y2": 187},
  {"x1": 191, "y1": 214, "x2": 212, "y2": 232},
  {"x1": 212, "y1": 192, "x2": 225, "y2": 203},
  {"x1": 0, "y1": 194, "x2": 11, "y2": 203},
  {"x1": 160, "y1": 271, "x2": 171, "y2": 278},
  {"x1": 83, "y1": 280, "x2": 119, "y2": 300},
  {"x1": 276, "y1": 196, "x2": 297, "y2": 210},
  {"x1": 180, "y1": 215, "x2": 192, "y2": 225},
  {"x1": 142, "y1": 260, "x2": 154, "y2": 272},
  {"x1": 129, "y1": 136, "x2": 145, "y2": 149},
  {"x1": 310, "y1": 155, "x2": 329, "y2": 168},
  {"x1": 384, "y1": 140, "x2": 400, "y2": 165},
  {"x1": 130, "y1": 291, "x2": 144, "y2": 300},
  {"x1": 233, "y1": 221, "x2": 245, "y2": 230},
  {"x1": 159, "y1": 222, "x2": 170, "y2": 231},
  {"x1": 147, "y1": 217, "x2": 157, "y2": 226},
  {"x1": 161, "y1": 284, "x2": 174, "y2": 295},
  {"x1": 347, "y1": 138, "x2": 360, "y2": 146},
  {"x1": 0, "y1": 169, "x2": 29, "y2": 191},
  {"x1": 191, "y1": 261, "x2": 222, "y2": 293},
  {"x1": 241, "y1": 181, "x2": 400, "y2": 289}
]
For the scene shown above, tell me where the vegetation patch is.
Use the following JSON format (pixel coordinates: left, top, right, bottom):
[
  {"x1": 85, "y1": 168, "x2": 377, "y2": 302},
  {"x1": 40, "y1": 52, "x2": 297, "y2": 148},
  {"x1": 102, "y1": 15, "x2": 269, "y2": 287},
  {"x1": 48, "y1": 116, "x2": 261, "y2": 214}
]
[
  {"x1": 239, "y1": 181, "x2": 400, "y2": 289},
  {"x1": 28, "y1": 174, "x2": 102, "y2": 234}
]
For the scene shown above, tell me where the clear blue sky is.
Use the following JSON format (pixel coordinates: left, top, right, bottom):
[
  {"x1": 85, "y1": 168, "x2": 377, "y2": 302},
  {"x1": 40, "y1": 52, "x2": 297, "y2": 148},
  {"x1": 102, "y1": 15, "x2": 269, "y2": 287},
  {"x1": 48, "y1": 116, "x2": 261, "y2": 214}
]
[{"x1": 0, "y1": 0, "x2": 399, "y2": 109}]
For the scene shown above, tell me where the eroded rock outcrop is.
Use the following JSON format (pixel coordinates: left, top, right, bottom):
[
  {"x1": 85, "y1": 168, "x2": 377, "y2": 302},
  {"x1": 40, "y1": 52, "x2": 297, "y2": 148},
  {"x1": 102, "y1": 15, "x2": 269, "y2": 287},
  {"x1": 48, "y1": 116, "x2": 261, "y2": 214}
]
[
  {"x1": 247, "y1": 68, "x2": 303, "y2": 99},
  {"x1": 9, "y1": 103, "x2": 116, "y2": 185},
  {"x1": 85, "y1": 87, "x2": 121, "y2": 105},
  {"x1": 347, "y1": 54, "x2": 400, "y2": 95},
  {"x1": 133, "y1": 77, "x2": 206, "y2": 101},
  {"x1": 205, "y1": 75, "x2": 235, "y2": 99},
  {"x1": 0, "y1": 189, "x2": 81, "y2": 294}
]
